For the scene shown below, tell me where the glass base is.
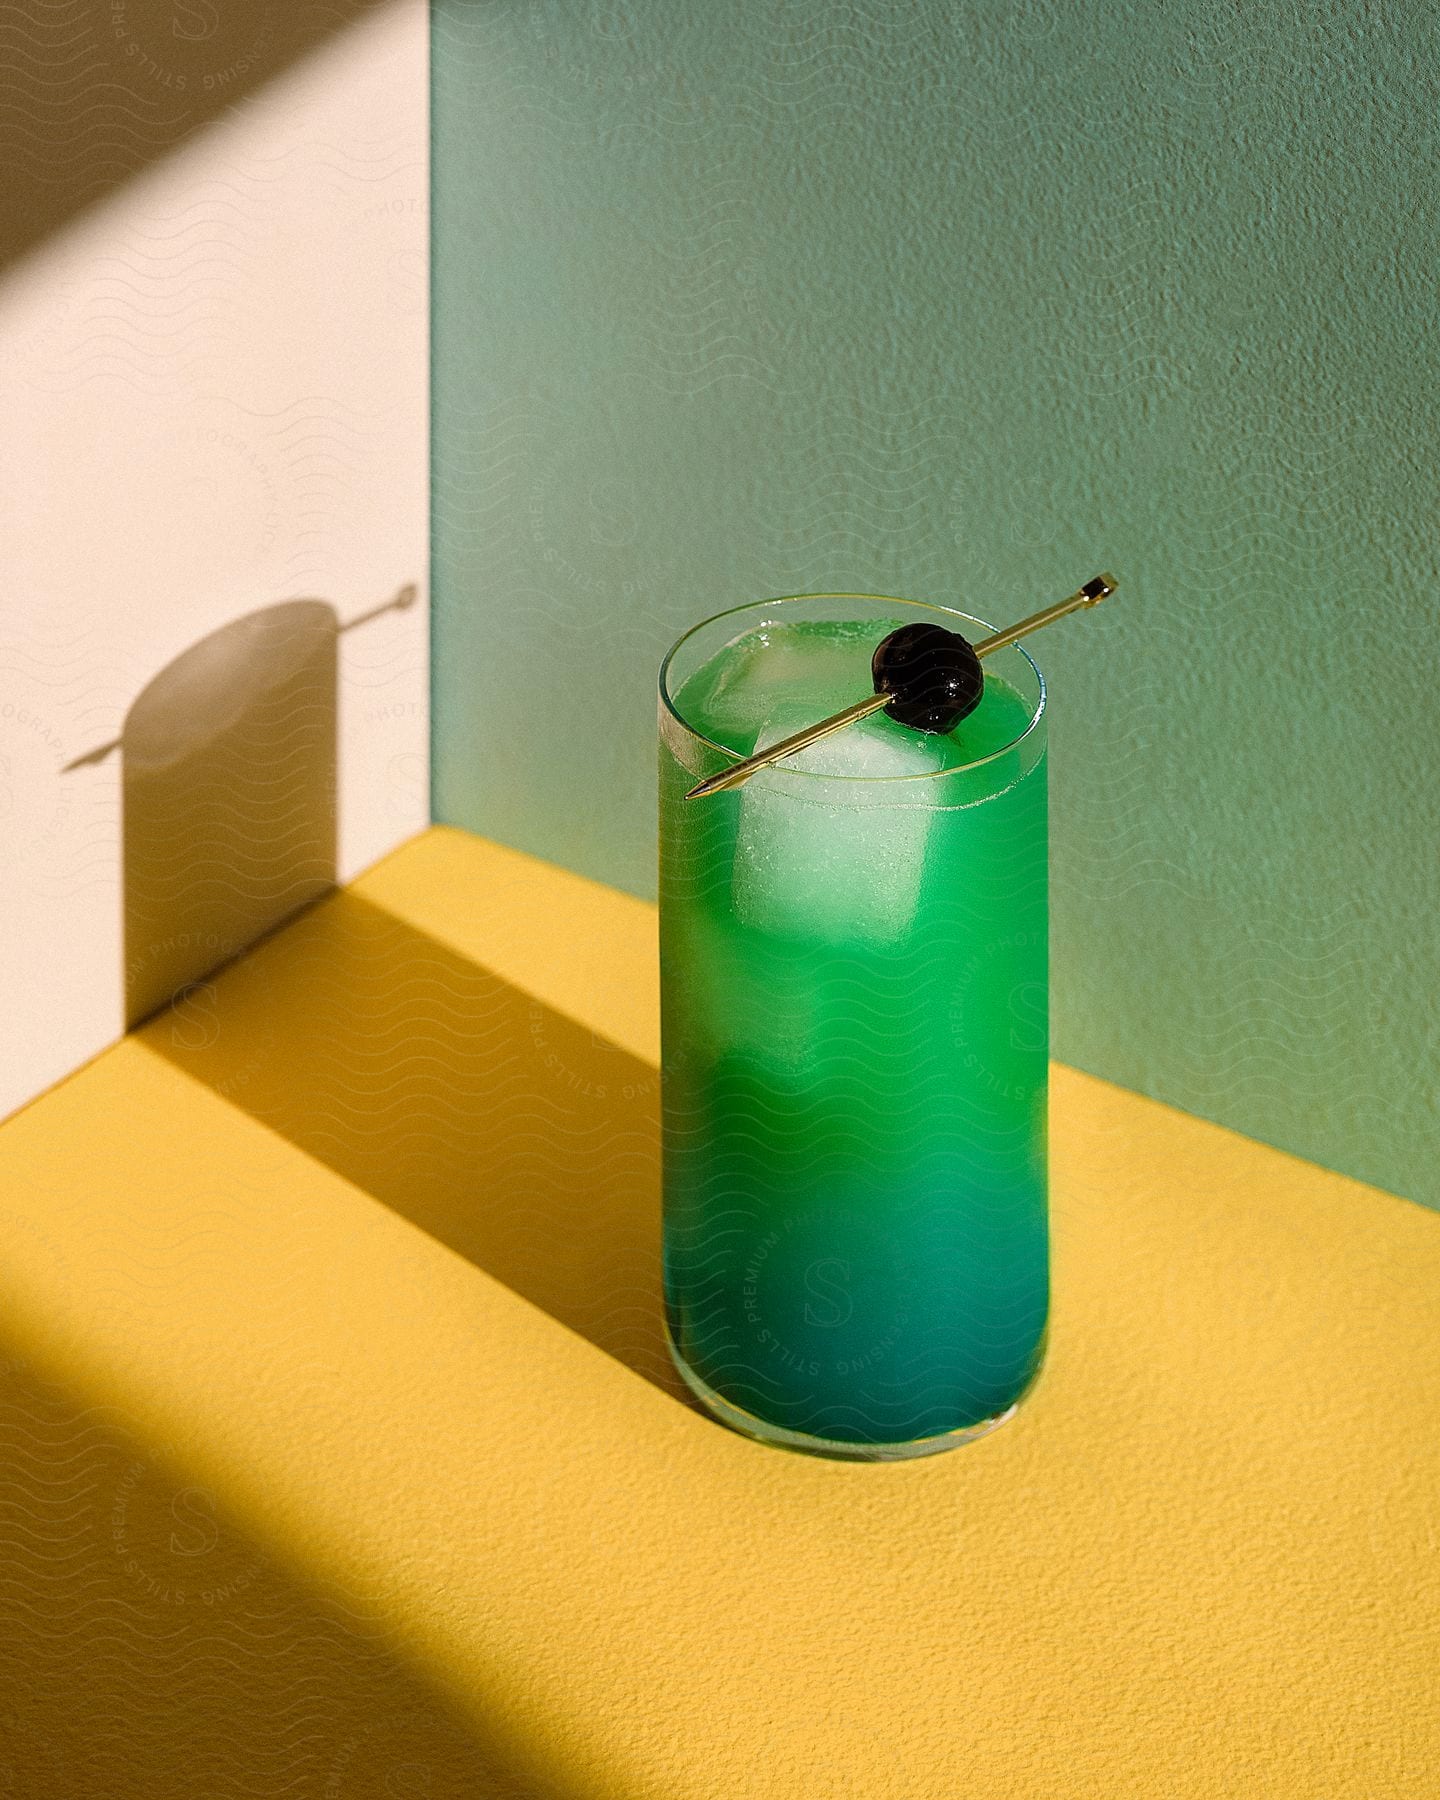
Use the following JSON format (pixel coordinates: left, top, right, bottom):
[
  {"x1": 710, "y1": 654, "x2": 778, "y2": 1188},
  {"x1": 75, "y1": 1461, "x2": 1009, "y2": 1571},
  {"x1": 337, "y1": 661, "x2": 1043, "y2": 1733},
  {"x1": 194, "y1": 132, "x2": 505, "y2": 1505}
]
[{"x1": 664, "y1": 1319, "x2": 1021, "y2": 1462}]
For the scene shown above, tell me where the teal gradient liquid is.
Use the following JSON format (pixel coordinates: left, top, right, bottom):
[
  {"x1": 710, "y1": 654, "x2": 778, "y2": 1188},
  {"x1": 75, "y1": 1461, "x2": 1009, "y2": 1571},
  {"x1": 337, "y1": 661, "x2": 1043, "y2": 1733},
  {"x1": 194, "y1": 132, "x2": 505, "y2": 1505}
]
[{"x1": 660, "y1": 609, "x2": 1048, "y2": 1450}]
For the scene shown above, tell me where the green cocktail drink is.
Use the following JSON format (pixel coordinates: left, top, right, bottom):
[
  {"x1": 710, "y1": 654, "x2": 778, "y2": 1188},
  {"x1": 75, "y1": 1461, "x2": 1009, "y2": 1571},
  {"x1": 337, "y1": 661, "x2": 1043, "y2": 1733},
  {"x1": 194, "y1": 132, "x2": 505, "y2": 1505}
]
[{"x1": 659, "y1": 594, "x2": 1049, "y2": 1460}]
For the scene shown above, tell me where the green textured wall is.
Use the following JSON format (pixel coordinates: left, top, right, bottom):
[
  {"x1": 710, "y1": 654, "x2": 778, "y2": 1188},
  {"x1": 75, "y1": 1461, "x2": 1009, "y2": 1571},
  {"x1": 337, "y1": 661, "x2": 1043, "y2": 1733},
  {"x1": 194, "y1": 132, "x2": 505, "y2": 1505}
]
[{"x1": 432, "y1": 1, "x2": 1440, "y2": 1209}]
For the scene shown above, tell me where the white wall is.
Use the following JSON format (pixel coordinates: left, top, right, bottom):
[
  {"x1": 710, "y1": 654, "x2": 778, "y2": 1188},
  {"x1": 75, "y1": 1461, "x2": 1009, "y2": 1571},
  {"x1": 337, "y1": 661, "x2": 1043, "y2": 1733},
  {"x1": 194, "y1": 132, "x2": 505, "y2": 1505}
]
[{"x1": 1, "y1": 1, "x2": 429, "y2": 1120}]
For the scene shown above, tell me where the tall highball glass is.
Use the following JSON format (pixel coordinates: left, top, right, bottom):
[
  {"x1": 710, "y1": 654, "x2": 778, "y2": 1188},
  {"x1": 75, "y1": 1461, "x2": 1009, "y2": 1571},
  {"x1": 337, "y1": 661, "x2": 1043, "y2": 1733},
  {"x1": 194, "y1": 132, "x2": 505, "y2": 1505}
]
[{"x1": 659, "y1": 594, "x2": 1048, "y2": 1460}]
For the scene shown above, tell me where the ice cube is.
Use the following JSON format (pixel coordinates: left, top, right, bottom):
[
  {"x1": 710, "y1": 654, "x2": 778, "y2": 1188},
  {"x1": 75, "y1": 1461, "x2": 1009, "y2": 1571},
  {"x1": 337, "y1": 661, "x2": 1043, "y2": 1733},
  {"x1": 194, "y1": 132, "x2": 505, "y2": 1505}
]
[
  {"x1": 681, "y1": 910, "x2": 819, "y2": 1075},
  {"x1": 687, "y1": 621, "x2": 882, "y2": 753},
  {"x1": 732, "y1": 706, "x2": 946, "y2": 945}
]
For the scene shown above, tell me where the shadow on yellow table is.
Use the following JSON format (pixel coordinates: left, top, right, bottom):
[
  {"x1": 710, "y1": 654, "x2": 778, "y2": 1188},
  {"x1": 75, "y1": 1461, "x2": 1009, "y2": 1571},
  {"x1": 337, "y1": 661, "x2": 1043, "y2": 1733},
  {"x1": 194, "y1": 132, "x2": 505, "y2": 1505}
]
[
  {"x1": 0, "y1": 1349, "x2": 523, "y2": 1797},
  {"x1": 1, "y1": 826, "x2": 1436, "y2": 1800},
  {"x1": 139, "y1": 887, "x2": 687, "y2": 1404}
]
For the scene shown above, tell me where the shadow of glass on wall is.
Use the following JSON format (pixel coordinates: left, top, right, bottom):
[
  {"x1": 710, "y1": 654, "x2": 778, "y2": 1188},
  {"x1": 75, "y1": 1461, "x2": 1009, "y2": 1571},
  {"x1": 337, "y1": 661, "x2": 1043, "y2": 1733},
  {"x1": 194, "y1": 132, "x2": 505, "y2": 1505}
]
[
  {"x1": 138, "y1": 886, "x2": 685, "y2": 1405},
  {"x1": 66, "y1": 587, "x2": 414, "y2": 1030}
]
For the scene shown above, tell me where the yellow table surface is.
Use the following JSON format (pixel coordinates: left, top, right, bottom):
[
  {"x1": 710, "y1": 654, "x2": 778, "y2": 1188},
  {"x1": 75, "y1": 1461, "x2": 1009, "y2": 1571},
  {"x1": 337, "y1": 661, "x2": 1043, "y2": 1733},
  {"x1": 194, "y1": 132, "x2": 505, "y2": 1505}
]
[{"x1": 0, "y1": 826, "x2": 1436, "y2": 1798}]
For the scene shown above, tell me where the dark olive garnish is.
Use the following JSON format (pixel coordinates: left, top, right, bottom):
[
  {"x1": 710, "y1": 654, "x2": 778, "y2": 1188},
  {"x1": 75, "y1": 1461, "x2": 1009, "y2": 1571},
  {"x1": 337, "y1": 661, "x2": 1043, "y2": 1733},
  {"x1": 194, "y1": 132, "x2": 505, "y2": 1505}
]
[{"x1": 871, "y1": 622, "x2": 984, "y2": 733}]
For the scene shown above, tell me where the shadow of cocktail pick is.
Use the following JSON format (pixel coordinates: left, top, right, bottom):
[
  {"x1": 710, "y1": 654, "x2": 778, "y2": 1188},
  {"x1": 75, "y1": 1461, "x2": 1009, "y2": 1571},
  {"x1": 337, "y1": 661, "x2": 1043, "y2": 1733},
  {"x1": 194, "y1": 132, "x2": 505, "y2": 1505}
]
[
  {"x1": 62, "y1": 584, "x2": 417, "y2": 772},
  {"x1": 61, "y1": 582, "x2": 418, "y2": 1029}
]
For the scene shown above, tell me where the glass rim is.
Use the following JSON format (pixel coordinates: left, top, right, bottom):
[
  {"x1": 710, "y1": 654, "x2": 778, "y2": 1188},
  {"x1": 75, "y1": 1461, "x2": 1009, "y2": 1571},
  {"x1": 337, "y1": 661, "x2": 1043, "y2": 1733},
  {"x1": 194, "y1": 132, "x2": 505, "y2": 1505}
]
[{"x1": 658, "y1": 592, "x2": 1047, "y2": 785}]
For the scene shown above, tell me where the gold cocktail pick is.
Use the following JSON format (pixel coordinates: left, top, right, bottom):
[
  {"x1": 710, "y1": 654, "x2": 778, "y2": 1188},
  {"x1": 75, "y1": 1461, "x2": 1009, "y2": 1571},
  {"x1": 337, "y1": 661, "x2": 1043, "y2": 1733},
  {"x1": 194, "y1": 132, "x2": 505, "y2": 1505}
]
[{"x1": 684, "y1": 573, "x2": 1118, "y2": 800}]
